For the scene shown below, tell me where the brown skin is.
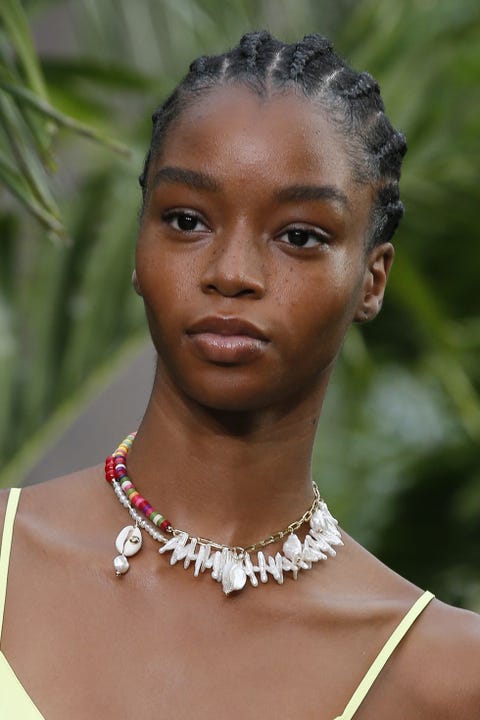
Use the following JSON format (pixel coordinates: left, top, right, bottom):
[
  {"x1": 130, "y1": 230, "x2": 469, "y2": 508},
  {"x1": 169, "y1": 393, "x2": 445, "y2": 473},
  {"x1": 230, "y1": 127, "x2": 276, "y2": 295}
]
[{"x1": 1, "y1": 86, "x2": 479, "y2": 719}]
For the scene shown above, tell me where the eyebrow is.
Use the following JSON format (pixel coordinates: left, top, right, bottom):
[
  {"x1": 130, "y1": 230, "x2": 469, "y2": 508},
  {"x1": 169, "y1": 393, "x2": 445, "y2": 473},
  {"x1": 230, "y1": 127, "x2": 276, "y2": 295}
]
[
  {"x1": 275, "y1": 184, "x2": 349, "y2": 208},
  {"x1": 152, "y1": 166, "x2": 349, "y2": 209},
  {"x1": 152, "y1": 166, "x2": 220, "y2": 192}
]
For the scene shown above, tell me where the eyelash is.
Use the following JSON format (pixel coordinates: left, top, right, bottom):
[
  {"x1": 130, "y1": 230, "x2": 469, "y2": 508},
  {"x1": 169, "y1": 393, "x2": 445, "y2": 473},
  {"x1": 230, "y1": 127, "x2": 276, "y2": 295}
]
[
  {"x1": 161, "y1": 210, "x2": 330, "y2": 249},
  {"x1": 161, "y1": 209, "x2": 209, "y2": 233},
  {"x1": 276, "y1": 225, "x2": 330, "y2": 249}
]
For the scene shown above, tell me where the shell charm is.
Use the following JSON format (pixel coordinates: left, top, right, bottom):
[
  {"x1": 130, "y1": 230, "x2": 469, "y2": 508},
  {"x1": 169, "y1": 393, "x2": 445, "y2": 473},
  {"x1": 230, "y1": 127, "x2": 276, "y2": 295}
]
[
  {"x1": 109, "y1": 465, "x2": 343, "y2": 592},
  {"x1": 113, "y1": 525, "x2": 142, "y2": 576}
]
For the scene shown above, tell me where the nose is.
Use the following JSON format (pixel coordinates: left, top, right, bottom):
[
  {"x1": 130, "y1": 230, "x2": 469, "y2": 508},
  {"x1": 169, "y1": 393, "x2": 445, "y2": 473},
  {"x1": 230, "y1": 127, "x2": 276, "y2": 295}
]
[{"x1": 200, "y1": 226, "x2": 266, "y2": 299}]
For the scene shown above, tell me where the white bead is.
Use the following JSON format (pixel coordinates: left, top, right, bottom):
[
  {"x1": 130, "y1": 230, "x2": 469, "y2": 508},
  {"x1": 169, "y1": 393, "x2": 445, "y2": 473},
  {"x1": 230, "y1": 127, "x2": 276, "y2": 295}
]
[
  {"x1": 113, "y1": 554, "x2": 129, "y2": 575},
  {"x1": 204, "y1": 548, "x2": 215, "y2": 569},
  {"x1": 159, "y1": 536, "x2": 179, "y2": 554},
  {"x1": 211, "y1": 550, "x2": 223, "y2": 581},
  {"x1": 257, "y1": 552, "x2": 268, "y2": 583},
  {"x1": 194, "y1": 544, "x2": 211, "y2": 576},
  {"x1": 280, "y1": 555, "x2": 299, "y2": 579},
  {"x1": 243, "y1": 553, "x2": 259, "y2": 587},
  {"x1": 194, "y1": 544, "x2": 206, "y2": 577},
  {"x1": 303, "y1": 534, "x2": 327, "y2": 561},
  {"x1": 183, "y1": 538, "x2": 198, "y2": 569},
  {"x1": 170, "y1": 533, "x2": 189, "y2": 564},
  {"x1": 267, "y1": 553, "x2": 283, "y2": 584}
]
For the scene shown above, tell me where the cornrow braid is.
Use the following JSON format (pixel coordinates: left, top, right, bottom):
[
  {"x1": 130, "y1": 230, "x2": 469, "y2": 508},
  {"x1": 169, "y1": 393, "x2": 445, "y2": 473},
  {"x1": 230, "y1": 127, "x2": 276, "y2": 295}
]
[
  {"x1": 338, "y1": 71, "x2": 380, "y2": 100},
  {"x1": 288, "y1": 35, "x2": 333, "y2": 81},
  {"x1": 374, "y1": 131, "x2": 408, "y2": 176},
  {"x1": 238, "y1": 30, "x2": 271, "y2": 72},
  {"x1": 139, "y1": 31, "x2": 407, "y2": 247},
  {"x1": 225, "y1": 31, "x2": 282, "y2": 82}
]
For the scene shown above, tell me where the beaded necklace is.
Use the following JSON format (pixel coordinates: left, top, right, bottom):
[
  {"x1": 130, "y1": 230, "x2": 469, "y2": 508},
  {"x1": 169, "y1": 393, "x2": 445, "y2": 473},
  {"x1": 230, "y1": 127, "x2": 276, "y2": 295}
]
[{"x1": 105, "y1": 433, "x2": 343, "y2": 595}]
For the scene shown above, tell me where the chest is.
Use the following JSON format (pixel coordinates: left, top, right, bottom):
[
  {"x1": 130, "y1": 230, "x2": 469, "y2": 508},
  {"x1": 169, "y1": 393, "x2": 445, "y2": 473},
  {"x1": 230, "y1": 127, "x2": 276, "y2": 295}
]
[{"x1": 3, "y1": 533, "x2": 425, "y2": 720}]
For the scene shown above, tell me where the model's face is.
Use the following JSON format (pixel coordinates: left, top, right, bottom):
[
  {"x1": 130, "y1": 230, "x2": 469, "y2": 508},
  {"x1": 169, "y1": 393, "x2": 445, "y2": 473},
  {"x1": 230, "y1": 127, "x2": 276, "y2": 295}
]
[{"x1": 137, "y1": 85, "x2": 390, "y2": 412}]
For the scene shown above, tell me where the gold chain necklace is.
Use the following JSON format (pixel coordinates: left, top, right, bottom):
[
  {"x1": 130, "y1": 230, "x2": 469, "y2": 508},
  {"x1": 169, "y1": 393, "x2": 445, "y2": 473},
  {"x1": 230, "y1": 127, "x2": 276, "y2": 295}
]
[{"x1": 106, "y1": 434, "x2": 343, "y2": 595}]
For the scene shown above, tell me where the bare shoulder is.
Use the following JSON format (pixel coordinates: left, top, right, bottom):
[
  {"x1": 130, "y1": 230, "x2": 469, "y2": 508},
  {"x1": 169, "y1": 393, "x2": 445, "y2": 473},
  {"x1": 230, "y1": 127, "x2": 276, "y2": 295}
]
[
  {"x1": 335, "y1": 537, "x2": 480, "y2": 718},
  {"x1": 399, "y1": 596, "x2": 480, "y2": 718},
  {"x1": 0, "y1": 465, "x2": 106, "y2": 548}
]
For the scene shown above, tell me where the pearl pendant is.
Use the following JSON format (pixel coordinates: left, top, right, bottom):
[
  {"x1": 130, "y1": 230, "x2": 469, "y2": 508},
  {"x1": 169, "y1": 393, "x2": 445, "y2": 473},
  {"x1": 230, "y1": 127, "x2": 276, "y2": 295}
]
[
  {"x1": 222, "y1": 559, "x2": 247, "y2": 595},
  {"x1": 282, "y1": 533, "x2": 302, "y2": 561},
  {"x1": 114, "y1": 554, "x2": 130, "y2": 575}
]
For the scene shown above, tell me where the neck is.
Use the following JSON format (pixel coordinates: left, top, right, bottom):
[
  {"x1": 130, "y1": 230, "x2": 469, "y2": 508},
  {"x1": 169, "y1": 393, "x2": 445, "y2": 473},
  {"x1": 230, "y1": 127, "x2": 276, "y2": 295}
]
[{"x1": 126, "y1": 370, "x2": 329, "y2": 547}]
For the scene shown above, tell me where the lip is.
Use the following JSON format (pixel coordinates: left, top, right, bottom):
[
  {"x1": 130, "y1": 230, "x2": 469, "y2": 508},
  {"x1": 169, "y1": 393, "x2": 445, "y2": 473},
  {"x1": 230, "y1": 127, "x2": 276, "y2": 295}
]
[
  {"x1": 187, "y1": 316, "x2": 268, "y2": 341},
  {"x1": 186, "y1": 316, "x2": 269, "y2": 364}
]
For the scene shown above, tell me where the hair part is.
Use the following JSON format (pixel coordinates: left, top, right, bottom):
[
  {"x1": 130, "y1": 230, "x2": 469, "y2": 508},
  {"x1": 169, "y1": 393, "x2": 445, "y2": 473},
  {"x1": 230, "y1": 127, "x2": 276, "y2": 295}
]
[{"x1": 139, "y1": 30, "x2": 407, "y2": 248}]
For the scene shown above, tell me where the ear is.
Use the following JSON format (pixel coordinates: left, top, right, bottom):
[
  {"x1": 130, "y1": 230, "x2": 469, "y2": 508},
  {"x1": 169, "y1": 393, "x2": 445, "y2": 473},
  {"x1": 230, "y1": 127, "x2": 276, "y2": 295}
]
[
  {"x1": 354, "y1": 242, "x2": 394, "y2": 323},
  {"x1": 132, "y1": 268, "x2": 143, "y2": 296}
]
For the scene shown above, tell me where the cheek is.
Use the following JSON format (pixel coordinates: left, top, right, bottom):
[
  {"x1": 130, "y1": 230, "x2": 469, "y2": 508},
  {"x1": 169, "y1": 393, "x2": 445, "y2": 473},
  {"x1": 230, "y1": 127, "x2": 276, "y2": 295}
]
[
  {"x1": 281, "y1": 263, "x2": 363, "y2": 364},
  {"x1": 136, "y1": 235, "x2": 196, "y2": 306}
]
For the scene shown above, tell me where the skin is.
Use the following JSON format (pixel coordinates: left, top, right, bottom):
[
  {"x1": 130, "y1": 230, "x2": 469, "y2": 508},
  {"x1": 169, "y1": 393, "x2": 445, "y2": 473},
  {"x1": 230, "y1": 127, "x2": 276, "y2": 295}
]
[{"x1": 1, "y1": 85, "x2": 479, "y2": 720}]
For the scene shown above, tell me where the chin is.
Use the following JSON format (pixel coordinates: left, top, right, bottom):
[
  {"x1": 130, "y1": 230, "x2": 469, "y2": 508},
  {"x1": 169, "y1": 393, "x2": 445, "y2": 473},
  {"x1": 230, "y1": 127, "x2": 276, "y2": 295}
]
[{"x1": 183, "y1": 378, "x2": 274, "y2": 414}]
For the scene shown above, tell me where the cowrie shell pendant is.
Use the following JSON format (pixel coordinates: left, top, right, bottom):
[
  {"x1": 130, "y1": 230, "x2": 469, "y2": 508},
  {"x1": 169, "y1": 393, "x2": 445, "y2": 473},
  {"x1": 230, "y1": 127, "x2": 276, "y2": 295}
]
[{"x1": 113, "y1": 525, "x2": 143, "y2": 575}]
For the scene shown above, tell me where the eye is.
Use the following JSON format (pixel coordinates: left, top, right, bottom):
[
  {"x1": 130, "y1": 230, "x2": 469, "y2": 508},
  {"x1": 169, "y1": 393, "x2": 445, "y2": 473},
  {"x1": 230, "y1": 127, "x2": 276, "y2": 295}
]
[
  {"x1": 162, "y1": 210, "x2": 209, "y2": 233},
  {"x1": 277, "y1": 226, "x2": 330, "y2": 249}
]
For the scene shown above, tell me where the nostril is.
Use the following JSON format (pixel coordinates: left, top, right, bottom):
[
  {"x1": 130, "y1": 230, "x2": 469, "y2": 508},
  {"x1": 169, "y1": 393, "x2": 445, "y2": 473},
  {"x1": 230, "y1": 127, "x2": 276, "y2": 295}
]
[{"x1": 205, "y1": 282, "x2": 256, "y2": 297}]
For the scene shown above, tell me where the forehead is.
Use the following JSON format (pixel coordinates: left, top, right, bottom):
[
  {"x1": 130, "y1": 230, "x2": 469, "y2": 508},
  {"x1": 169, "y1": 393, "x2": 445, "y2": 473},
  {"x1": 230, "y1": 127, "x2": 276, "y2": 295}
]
[
  {"x1": 157, "y1": 85, "x2": 353, "y2": 186},
  {"x1": 150, "y1": 84, "x2": 373, "y2": 235}
]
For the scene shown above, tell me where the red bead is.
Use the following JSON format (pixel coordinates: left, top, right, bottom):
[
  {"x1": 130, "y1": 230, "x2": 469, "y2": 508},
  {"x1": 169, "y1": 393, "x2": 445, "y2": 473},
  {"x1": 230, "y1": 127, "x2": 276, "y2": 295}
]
[{"x1": 160, "y1": 520, "x2": 171, "y2": 531}]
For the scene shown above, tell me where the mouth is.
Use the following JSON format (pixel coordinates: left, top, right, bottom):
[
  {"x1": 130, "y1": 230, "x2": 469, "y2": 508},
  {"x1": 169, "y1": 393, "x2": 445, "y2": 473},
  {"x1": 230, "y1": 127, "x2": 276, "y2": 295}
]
[{"x1": 186, "y1": 316, "x2": 269, "y2": 364}]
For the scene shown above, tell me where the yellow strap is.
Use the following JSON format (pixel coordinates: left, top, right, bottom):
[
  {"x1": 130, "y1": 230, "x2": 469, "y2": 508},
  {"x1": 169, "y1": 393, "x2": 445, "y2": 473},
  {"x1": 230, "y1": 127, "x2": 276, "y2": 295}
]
[
  {"x1": 0, "y1": 488, "x2": 22, "y2": 644},
  {"x1": 334, "y1": 590, "x2": 435, "y2": 720}
]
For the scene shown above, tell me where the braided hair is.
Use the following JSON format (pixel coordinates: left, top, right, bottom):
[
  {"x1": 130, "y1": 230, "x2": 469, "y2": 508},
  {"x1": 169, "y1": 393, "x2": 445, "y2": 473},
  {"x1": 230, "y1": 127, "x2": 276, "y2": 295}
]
[{"x1": 139, "y1": 31, "x2": 406, "y2": 247}]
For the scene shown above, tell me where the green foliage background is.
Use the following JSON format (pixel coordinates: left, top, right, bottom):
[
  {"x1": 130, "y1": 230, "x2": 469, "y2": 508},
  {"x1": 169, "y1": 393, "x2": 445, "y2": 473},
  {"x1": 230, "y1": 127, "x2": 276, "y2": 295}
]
[{"x1": 0, "y1": 0, "x2": 479, "y2": 609}]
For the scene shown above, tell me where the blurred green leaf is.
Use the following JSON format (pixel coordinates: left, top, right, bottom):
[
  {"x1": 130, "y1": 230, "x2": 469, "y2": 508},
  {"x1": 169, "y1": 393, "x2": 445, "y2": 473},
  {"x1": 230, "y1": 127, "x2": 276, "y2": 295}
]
[{"x1": 0, "y1": 0, "x2": 48, "y2": 99}]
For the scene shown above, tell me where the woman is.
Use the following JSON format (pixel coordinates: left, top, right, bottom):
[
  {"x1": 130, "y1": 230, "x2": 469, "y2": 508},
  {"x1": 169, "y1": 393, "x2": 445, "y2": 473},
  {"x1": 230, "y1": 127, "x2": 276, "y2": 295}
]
[{"x1": 1, "y1": 31, "x2": 479, "y2": 719}]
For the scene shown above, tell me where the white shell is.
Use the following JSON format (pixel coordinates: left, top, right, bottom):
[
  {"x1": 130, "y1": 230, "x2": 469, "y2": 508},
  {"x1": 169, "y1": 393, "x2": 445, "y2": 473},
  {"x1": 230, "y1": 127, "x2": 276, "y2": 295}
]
[
  {"x1": 113, "y1": 554, "x2": 130, "y2": 575},
  {"x1": 283, "y1": 533, "x2": 302, "y2": 561},
  {"x1": 115, "y1": 525, "x2": 143, "y2": 557}
]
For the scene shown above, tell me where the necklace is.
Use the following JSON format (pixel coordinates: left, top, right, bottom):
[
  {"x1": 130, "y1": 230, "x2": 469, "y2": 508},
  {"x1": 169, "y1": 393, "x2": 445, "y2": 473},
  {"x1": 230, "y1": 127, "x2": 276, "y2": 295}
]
[{"x1": 105, "y1": 433, "x2": 343, "y2": 595}]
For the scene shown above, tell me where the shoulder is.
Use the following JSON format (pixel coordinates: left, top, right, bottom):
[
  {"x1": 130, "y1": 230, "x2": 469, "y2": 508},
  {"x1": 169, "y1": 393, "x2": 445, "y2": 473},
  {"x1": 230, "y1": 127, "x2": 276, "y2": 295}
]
[
  {"x1": 397, "y1": 596, "x2": 480, "y2": 718},
  {"x1": 332, "y1": 537, "x2": 480, "y2": 718},
  {"x1": 426, "y1": 599, "x2": 480, "y2": 714},
  {"x1": 0, "y1": 465, "x2": 106, "y2": 550}
]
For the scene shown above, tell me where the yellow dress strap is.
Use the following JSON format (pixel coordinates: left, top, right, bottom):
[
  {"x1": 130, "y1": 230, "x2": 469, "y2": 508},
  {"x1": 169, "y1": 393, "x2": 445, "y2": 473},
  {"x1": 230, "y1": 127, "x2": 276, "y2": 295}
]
[
  {"x1": 334, "y1": 590, "x2": 435, "y2": 720},
  {"x1": 0, "y1": 488, "x2": 22, "y2": 643}
]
